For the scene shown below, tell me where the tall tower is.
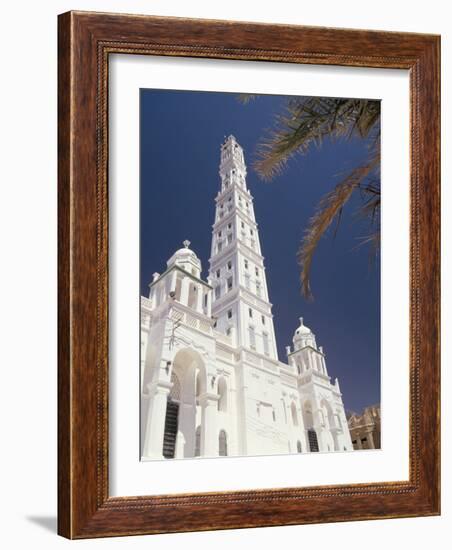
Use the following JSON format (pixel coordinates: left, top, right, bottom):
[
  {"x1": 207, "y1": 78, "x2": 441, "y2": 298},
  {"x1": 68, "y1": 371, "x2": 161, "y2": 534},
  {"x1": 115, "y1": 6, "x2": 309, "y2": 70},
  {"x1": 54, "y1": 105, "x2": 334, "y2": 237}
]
[{"x1": 208, "y1": 135, "x2": 278, "y2": 359}]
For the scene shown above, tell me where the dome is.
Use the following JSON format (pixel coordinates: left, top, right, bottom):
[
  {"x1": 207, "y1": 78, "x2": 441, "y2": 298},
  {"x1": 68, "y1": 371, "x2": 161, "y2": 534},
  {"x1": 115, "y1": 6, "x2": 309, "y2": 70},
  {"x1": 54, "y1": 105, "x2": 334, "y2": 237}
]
[
  {"x1": 293, "y1": 317, "x2": 312, "y2": 338},
  {"x1": 167, "y1": 240, "x2": 202, "y2": 275},
  {"x1": 292, "y1": 317, "x2": 317, "y2": 349}
]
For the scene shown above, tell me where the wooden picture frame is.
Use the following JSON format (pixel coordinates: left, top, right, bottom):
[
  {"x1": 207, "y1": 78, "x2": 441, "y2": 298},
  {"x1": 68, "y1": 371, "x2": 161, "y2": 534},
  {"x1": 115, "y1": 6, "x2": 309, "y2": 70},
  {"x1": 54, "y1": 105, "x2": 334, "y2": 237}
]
[{"x1": 58, "y1": 10, "x2": 440, "y2": 539}]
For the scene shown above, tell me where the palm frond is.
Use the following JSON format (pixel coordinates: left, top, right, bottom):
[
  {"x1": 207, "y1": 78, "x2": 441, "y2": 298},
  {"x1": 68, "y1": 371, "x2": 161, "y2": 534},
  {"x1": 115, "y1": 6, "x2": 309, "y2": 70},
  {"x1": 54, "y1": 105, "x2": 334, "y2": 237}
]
[
  {"x1": 298, "y1": 156, "x2": 379, "y2": 299},
  {"x1": 254, "y1": 97, "x2": 380, "y2": 180},
  {"x1": 236, "y1": 94, "x2": 260, "y2": 105}
]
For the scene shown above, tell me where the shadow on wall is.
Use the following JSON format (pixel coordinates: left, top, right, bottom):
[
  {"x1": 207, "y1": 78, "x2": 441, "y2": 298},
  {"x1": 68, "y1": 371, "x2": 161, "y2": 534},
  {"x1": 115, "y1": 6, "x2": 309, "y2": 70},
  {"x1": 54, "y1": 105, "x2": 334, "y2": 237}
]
[{"x1": 25, "y1": 516, "x2": 57, "y2": 534}]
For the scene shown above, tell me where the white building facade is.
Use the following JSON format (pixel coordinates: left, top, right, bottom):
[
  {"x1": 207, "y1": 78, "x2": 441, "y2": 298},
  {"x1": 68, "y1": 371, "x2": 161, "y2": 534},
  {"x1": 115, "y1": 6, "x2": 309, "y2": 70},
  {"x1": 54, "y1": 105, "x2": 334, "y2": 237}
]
[{"x1": 141, "y1": 135, "x2": 353, "y2": 460}]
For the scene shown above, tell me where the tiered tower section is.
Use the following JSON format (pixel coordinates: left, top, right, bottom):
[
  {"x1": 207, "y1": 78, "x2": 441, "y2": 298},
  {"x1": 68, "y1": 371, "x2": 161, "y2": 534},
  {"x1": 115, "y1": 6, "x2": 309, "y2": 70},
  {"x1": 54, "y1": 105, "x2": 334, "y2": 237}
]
[{"x1": 208, "y1": 135, "x2": 278, "y2": 359}]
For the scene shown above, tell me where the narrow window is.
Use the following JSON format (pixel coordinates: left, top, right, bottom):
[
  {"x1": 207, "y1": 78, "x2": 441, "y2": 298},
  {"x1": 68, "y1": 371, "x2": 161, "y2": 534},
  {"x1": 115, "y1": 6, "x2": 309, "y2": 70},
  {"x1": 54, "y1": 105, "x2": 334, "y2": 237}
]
[
  {"x1": 217, "y1": 378, "x2": 227, "y2": 412},
  {"x1": 263, "y1": 332, "x2": 270, "y2": 356},
  {"x1": 227, "y1": 309, "x2": 232, "y2": 319},
  {"x1": 250, "y1": 229, "x2": 254, "y2": 236},
  {"x1": 297, "y1": 441, "x2": 302, "y2": 453},
  {"x1": 216, "y1": 269, "x2": 220, "y2": 278},
  {"x1": 227, "y1": 260, "x2": 232, "y2": 270},
  {"x1": 255, "y1": 267, "x2": 259, "y2": 277},
  {"x1": 245, "y1": 274, "x2": 251, "y2": 289},
  {"x1": 261, "y1": 315, "x2": 265, "y2": 325},
  {"x1": 248, "y1": 308, "x2": 253, "y2": 318},
  {"x1": 194, "y1": 426, "x2": 201, "y2": 457},
  {"x1": 249, "y1": 326, "x2": 256, "y2": 349},
  {"x1": 227, "y1": 276, "x2": 233, "y2": 291},
  {"x1": 219, "y1": 430, "x2": 228, "y2": 456},
  {"x1": 227, "y1": 223, "x2": 232, "y2": 230},
  {"x1": 291, "y1": 402, "x2": 299, "y2": 426},
  {"x1": 244, "y1": 259, "x2": 248, "y2": 269}
]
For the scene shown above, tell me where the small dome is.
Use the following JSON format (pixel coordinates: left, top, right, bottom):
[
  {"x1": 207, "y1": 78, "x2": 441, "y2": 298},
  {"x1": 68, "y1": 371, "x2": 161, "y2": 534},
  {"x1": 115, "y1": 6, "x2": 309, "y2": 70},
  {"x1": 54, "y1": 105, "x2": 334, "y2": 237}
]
[
  {"x1": 294, "y1": 317, "x2": 312, "y2": 338},
  {"x1": 167, "y1": 240, "x2": 202, "y2": 274}
]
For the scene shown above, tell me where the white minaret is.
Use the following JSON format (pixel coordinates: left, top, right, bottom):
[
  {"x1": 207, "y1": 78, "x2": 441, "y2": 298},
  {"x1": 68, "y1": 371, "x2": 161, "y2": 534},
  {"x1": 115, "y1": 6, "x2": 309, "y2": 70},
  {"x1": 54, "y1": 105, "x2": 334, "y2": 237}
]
[{"x1": 208, "y1": 135, "x2": 278, "y2": 359}]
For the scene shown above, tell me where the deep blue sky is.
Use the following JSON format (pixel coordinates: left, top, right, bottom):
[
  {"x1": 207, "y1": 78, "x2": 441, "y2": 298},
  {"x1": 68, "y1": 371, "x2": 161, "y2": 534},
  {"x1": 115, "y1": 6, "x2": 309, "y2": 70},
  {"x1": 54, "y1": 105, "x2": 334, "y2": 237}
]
[{"x1": 140, "y1": 89, "x2": 380, "y2": 413}]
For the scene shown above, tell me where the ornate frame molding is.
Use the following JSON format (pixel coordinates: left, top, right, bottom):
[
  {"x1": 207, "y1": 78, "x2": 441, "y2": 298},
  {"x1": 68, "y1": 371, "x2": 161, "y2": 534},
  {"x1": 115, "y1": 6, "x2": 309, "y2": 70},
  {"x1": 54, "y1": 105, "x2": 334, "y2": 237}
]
[{"x1": 58, "y1": 11, "x2": 440, "y2": 538}]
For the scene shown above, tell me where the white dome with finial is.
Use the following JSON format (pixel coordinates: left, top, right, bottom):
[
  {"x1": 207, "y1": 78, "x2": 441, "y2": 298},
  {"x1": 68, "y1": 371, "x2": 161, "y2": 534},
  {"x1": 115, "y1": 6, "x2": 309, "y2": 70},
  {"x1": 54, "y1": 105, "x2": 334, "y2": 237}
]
[
  {"x1": 293, "y1": 317, "x2": 316, "y2": 349},
  {"x1": 166, "y1": 240, "x2": 202, "y2": 277}
]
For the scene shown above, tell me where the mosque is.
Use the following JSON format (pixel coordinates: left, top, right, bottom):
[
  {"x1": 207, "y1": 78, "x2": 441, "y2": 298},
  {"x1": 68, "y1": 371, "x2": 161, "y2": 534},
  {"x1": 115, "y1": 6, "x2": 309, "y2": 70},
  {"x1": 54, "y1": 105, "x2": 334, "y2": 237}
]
[{"x1": 140, "y1": 135, "x2": 353, "y2": 459}]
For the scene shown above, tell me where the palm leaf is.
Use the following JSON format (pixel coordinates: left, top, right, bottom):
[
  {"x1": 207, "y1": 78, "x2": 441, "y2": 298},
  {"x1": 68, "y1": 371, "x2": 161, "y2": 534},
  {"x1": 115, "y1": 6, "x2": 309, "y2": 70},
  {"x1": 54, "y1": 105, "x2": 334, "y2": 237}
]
[
  {"x1": 254, "y1": 97, "x2": 380, "y2": 180},
  {"x1": 298, "y1": 156, "x2": 379, "y2": 299}
]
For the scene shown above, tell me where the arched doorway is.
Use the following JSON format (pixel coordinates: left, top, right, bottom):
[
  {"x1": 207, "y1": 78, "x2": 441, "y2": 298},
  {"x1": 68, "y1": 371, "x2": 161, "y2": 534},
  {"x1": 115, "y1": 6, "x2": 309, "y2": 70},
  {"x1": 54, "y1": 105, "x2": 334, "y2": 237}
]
[
  {"x1": 302, "y1": 401, "x2": 319, "y2": 453},
  {"x1": 163, "y1": 347, "x2": 207, "y2": 459},
  {"x1": 307, "y1": 428, "x2": 319, "y2": 452},
  {"x1": 162, "y1": 372, "x2": 181, "y2": 459}
]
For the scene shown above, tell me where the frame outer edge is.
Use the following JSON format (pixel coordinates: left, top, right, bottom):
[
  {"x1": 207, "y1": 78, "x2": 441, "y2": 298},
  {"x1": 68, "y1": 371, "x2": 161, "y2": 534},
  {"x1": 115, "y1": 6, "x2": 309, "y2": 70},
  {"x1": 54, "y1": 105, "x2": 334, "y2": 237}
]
[
  {"x1": 57, "y1": 10, "x2": 441, "y2": 538},
  {"x1": 57, "y1": 11, "x2": 73, "y2": 539}
]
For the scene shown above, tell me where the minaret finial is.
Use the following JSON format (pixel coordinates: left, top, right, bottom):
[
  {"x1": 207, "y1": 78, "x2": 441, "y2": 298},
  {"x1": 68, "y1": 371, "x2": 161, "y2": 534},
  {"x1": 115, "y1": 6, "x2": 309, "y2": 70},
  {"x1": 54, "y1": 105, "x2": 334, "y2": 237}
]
[
  {"x1": 299, "y1": 317, "x2": 304, "y2": 325},
  {"x1": 183, "y1": 239, "x2": 191, "y2": 249}
]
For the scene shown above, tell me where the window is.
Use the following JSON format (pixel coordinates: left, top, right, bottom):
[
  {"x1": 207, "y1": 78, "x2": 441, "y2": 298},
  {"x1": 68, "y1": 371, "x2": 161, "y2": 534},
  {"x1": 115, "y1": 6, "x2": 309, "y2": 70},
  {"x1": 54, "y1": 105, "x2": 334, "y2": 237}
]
[
  {"x1": 244, "y1": 259, "x2": 248, "y2": 269},
  {"x1": 218, "y1": 231, "x2": 222, "y2": 237},
  {"x1": 272, "y1": 410, "x2": 276, "y2": 422},
  {"x1": 250, "y1": 229, "x2": 254, "y2": 236},
  {"x1": 227, "y1": 277, "x2": 233, "y2": 291},
  {"x1": 227, "y1": 223, "x2": 232, "y2": 230},
  {"x1": 195, "y1": 426, "x2": 201, "y2": 457},
  {"x1": 215, "y1": 286, "x2": 221, "y2": 300},
  {"x1": 297, "y1": 440, "x2": 302, "y2": 453},
  {"x1": 219, "y1": 430, "x2": 228, "y2": 456},
  {"x1": 263, "y1": 332, "x2": 270, "y2": 356},
  {"x1": 245, "y1": 274, "x2": 251, "y2": 289},
  {"x1": 255, "y1": 267, "x2": 259, "y2": 277},
  {"x1": 249, "y1": 308, "x2": 253, "y2": 318},
  {"x1": 241, "y1": 220, "x2": 244, "y2": 228},
  {"x1": 228, "y1": 195, "x2": 232, "y2": 202},
  {"x1": 248, "y1": 326, "x2": 256, "y2": 349},
  {"x1": 216, "y1": 269, "x2": 220, "y2": 278},
  {"x1": 217, "y1": 378, "x2": 227, "y2": 412},
  {"x1": 227, "y1": 260, "x2": 232, "y2": 270},
  {"x1": 291, "y1": 402, "x2": 298, "y2": 426},
  {"x1": 227, "y1": 309, "x2": 232, "y2": 319},
  {"x1": 261, "y1": 315, "x2": 265, "y2": 325},
  {"x1": 226, "y1": 327, "x2": 232, "y2": 336}
]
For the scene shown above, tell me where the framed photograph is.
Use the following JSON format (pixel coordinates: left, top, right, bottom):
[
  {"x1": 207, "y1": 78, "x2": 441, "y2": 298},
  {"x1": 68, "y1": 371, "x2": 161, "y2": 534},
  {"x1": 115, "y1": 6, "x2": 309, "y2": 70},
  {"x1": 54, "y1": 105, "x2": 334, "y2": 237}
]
[{"x1": 58, "y1": 11, "x2": 440, "y2": 538}]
